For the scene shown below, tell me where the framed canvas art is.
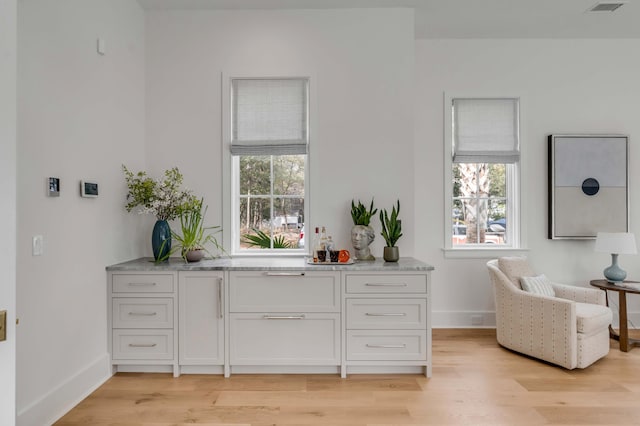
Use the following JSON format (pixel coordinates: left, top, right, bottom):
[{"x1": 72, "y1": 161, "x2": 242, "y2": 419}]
[{"x1": 548, "y1": 134, "x2": 629, "y2": 239}]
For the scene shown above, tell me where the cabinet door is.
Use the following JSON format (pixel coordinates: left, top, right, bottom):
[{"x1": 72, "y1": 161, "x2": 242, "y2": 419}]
[{"x1": 178, "y1": 271, "x2": 224, "y2": 365}]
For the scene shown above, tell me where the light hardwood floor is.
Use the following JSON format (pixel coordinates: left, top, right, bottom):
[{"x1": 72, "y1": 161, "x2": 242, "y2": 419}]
[{"x1": 55, "y1": 329, "x2": 640, "y2": 425}]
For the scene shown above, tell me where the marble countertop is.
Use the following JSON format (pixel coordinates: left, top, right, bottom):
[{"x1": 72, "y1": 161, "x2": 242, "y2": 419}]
[{"x1": 106, "y1": 256, "x2": 434, "y2": 272}]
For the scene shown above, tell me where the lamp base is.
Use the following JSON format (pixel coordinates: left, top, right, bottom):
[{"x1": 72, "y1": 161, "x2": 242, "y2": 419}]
[{"x1": 604, "y1": 253, "x2": 626, "y2": 284}]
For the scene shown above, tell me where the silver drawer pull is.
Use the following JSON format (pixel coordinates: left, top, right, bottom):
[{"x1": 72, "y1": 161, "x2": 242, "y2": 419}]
[
  {"x1": 218, "y1": 278, "x2": 223, "y2": 319},
  {"x1": 365, "y1": 283, "x2": 407, "y2": 287},
  {"x1": 366, "y1": 344, "x2": 406, "y2": 349},
  {"x1": 128, "y1": 312, "x2": 157, "y2": 316},
  {"x1": 265, "y1": 272, "x2": 305, "y2": 276},
  {"x1": 127, "y1": 282, "x2": 157, "y2": 286},
  {"x1": 128, "y1": 343, "x2": 157, "y2": 348},
  {"x1": 365, "y1": 313, "x2": 407, "y2": 317},
  {"x1": 263, "y1": 314, "x2": 306, "y2": 320}
]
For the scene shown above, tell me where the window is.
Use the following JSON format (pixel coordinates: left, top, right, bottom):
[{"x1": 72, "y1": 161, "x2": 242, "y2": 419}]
[
  {"x1": 227, "y1": 77, "x2": 309, "y2": 254},
  {"x1": 444, "y1": 97, "x2": 521, "y2": 252}
]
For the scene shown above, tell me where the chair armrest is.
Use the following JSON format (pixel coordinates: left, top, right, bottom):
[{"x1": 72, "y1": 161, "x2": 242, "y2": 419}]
[{"x1": 551, "y1": 283, "x2": 606, "y2": 306}]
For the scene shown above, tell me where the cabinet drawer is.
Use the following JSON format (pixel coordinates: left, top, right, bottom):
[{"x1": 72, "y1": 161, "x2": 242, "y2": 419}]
[
  {"x1": 112, "y1": 274, "x2": 174, "y2": 293},
  {"x1": 230, "y1": 271, "x2": 340, "y2": 312},
  {"x1": 347, "y1": 330, "x2": 426, "y2": 361},
  {"x1": 345, "y1": 274, "x2": 427, "y2": 294},
  {"x1": 229, "y1": 313, "x2": 340, "y2": 365},
  {"x1": 112, "y1": 298, "x2": 173, "y2": 329},
  {"x1": 346, "y1": 299, "x2": 426, "y2": 330},
  {"x1": 112, "y1": 329, "x2": 174, "y2": 360}
]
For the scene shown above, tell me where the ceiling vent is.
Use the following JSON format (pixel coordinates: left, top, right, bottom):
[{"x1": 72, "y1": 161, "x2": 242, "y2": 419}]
[{"x1": 588, "y1": 2, "x2": 626, "y2": 12}]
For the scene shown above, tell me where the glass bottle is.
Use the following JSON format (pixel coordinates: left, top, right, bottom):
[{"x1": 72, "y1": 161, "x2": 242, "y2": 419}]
[
  {"x1": 319, "y1": 226, "x2": 328, "y2": 262},
  {"x1": 312, "y1": 227, "x2": 321, "y2": 262},
  {"x1": 326, "y1": 236, "x2": 335, "y2": 252}
]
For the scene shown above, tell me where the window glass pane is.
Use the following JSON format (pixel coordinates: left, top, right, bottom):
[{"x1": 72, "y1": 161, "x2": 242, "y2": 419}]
[
  {"x1": 273, "y1": 155, "x2": 305, "y2": 196},
  {"x1": 487, "y1": 199, "x2": 507, "y2": 244},
  {"x1": 273, "y1": 198, "x2": 304, "y2": 230},
  {"x1": 452, "y1": 200, "x2": 466, "y2": 246},
  {"x1": 453, "y1": 162, "x2": 507, "y2": 246},
  {"x1": 239, "y1": 196, "x2": 271, "y2": 240},
  {"x1": 239, "y1": 156, "x2": 270, "y2": 196},
  {"x1": 272, "y1": 197, "x2": 303, "y2": 249},
  {"x1": 488, "y1": 164, "x2": 506, "y2": 197},
  {"x1": 240, "y1": 225, "x2": 272, "y2": 250},
  {"x1": 237, "y1": 155, "x2": 306, "y2": 252}
]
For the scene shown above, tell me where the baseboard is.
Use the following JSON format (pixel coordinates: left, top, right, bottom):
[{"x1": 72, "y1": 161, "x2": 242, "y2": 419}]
[
  {"x1": 432, "y1": 310, "x2": 496, "y2": 328},
  {"x1": 17, "y1": 353, "x2": 112, "y2": 426},
  {"x1": 432, "y1": 310, "x2": 640, "y2": 329}
]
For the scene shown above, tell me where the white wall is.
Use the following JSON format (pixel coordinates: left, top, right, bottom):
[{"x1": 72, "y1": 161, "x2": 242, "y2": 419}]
[
  {"x1": 15, "y1": 4, "x2": 640, "y2": 423},
  {"x1": 0, "y1": 0, "x2": 17, "y2": 424},
  {"x1": 145, "y1": 8, "x2": 416, "y2": 257},
  {"x1": 415, "y1": 39, "x2": 640, "y2": 327},
  {"x1": 17, "y1": 1, "x2": 146, "y2": 424}
]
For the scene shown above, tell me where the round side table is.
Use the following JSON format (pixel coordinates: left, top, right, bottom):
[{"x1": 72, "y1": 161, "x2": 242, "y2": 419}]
[{"x1": 590, "y1": 279, "x2": 640, "y2": 352}]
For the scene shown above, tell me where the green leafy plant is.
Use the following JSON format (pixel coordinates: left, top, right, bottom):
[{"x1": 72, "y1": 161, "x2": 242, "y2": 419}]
[
  {"x1": 351, "y1": 199, "x2": 377, "y2": 226},
  {"x1": 242, "y1": 228, "x2": 294, "y2": 249},
  {"x1": 122, "y1": 165, "x2": 195, "y2": 221},
  {"x1": 171, "y1": 198, "x2": 224, "y2": 262},
  {"x1": 379, "y1": 200, "x2": 402, "y2": 247}
]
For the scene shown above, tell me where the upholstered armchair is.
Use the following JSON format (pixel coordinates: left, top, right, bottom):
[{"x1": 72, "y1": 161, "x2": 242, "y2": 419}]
[{"x1": 487, "y1": 257, "x2": 612, "y2": 369}]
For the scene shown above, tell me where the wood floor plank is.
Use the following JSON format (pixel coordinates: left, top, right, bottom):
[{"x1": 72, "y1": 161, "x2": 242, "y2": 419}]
[{"x1": 55, "y1": 329, "x2": 640, "y2": 426}]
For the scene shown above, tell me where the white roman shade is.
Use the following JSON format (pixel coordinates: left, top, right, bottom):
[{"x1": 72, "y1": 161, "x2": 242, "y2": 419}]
[
  {"x1": 231, "y1": 78, "x2": 309, "y2": 156},
  {"x1": 452, "y1": 98, "x2": 520, "y2": 163}
]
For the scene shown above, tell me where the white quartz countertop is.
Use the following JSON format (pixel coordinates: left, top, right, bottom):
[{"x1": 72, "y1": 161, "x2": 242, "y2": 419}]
[{"x1": 106, "y1": 257, "x2": 434, "y2": 272}]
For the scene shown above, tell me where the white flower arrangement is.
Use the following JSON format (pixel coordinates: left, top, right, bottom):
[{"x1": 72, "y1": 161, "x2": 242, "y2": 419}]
[{"x1": 123, "y1": 165, "x2": 195, "y2": 221}]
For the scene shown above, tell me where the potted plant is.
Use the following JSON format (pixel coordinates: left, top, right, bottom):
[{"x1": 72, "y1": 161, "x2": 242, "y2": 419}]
[
  {"x1": 172, "y1": 198, "x2": 224, "y2": 263},
  {"x1": 350, "y1": 199, "x2": 377, "y2": 260},
  {"x1": 123, "y1": 165, "x2": 195, "y2": 262},
  {"x1": 242, "y1": 228, "x2": 294, "y2": 249},
  {"x1": 379, "y1": 200, "x2": 402, "y2": 262}
]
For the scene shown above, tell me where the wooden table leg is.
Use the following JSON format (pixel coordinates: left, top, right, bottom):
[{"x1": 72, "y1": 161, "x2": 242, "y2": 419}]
[
  {"x1": 619, "y1": 291, "x2": 629, "y2": 352},
  {"x1": 596, "y1": 285, "x2": 640, "y2": 352}
]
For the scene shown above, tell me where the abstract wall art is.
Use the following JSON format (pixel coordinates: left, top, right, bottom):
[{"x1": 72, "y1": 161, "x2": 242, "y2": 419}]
[{"x1": 548, "y1": 134, "x2": 629, "y2": 239}]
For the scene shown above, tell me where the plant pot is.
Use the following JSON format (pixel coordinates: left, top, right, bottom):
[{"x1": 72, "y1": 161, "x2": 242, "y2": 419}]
[
  {"x1": 383, "y1": 246, "x2": 399, "y2": 262},
  {"x1": 185, "y1": 249, "x2": 204, "y2": 263}
]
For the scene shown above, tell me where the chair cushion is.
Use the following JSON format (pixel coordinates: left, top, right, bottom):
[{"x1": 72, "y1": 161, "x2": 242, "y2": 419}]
[
  {"x1": 520, "y1": 274, "x2": 555, "y2": 297},
  {"x1": 575, "y1": 302, "x2": 612, "y2": 334},
  {"x1": 498, "y1": 257, "x2": 535, "y2": 289}
]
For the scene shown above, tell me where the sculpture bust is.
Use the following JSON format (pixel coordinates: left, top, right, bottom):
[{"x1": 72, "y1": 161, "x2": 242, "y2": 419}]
[{"x1": 351, "y1": 225, "x2": 375, "y2": 261}]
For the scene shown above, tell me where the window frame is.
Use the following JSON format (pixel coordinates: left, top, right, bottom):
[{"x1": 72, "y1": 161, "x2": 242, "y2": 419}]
[
  {"x1": 443, "y1": 93, "x2": 526, "y2": 258},
  {"x1": 222, "y1": 73, "x2": 312, "y2": 256}
]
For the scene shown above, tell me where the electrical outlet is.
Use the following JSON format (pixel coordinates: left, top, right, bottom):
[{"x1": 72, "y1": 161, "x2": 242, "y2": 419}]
[{"x1": 0, "y1": 310, "x2": 6, "y2": 342}]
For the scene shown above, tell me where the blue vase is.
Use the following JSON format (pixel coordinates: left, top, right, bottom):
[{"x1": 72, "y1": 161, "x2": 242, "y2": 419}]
[{"x1": 152, "y1": 220, "x2": 171, "y2": 261}]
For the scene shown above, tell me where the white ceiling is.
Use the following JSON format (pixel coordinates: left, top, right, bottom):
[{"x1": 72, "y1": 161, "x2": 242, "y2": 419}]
[{"x1": 136, "y1": 0, "x2": 640, "y2": 39}]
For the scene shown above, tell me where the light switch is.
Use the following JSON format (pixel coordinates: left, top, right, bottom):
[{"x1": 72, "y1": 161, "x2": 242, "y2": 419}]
[
  {"x1": 97, "y1": 38, "x2": 106, "y2": 55},
  {"x1": 33, "y1": 235, "x2": 43, "y2": 256}
]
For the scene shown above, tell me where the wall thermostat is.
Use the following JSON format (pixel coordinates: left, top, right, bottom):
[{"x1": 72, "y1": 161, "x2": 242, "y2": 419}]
[
  {"x1": 80, "y1": 180, "x2": 98, "y2": 198},
  {"x1": 48, "y1": 177, "x2": 60, "y2": 197}
]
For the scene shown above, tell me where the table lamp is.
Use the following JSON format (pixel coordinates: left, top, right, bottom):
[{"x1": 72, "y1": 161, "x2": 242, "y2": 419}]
[{"x1": 594, "y1": 232, "x2": 637, "y2": 284}]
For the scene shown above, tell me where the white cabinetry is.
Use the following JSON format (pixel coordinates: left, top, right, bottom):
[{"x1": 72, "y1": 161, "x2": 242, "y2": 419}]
[
  {"x1": 229, "y1": 270, "x2": 341, "y2": 374},
  {"x1": 344, "y1": 272, "x2": 431, "y2": 377},
  {"x1": 108, "y1": 271, "x2": 178, "y2": 376},
  {"x1": 107, "y1": 258, "x2": 432, "y2": 378},
  {"x1": 178, "y1": 271, "x2": 224, "y2": 373}
]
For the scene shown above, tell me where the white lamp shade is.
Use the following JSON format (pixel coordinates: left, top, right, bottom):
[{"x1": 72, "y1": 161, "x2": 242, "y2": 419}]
[{"x1": 594, "y1": 232, "x2": 637, "y2": 255}]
